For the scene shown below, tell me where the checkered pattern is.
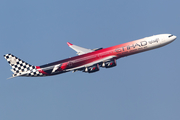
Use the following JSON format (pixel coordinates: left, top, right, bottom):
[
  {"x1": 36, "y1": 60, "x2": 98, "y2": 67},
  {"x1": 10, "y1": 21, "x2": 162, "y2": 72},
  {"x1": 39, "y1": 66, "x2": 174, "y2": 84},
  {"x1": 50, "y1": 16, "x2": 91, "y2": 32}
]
[{"x1": 4, "y1": 54, "x2": 44, "y2": 77}]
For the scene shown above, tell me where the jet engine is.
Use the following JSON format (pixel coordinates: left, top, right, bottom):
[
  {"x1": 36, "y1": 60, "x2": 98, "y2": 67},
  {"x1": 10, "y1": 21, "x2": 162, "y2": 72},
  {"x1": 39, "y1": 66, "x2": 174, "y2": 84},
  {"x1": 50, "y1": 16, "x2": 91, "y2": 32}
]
[
  {"x1": 83, "y1": 64, "x2": 99, "y2": 73},
  {"x1": 101, "y1": 59, "x2": 117, "y2": 68}
]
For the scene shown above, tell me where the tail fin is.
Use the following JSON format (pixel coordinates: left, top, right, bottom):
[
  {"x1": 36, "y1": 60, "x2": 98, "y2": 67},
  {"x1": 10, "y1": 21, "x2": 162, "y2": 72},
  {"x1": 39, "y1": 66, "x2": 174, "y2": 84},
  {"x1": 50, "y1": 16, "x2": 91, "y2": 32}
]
[{"x1": 4, "y1": 54, "x2": 37, "y2": 78}]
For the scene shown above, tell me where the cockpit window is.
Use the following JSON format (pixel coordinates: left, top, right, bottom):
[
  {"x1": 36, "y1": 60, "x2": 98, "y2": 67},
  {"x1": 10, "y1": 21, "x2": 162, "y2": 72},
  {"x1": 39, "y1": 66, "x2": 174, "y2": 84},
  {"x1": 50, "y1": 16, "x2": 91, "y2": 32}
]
[{"x1": 168, "y1": 34, "x2": 173, "y2": 37}]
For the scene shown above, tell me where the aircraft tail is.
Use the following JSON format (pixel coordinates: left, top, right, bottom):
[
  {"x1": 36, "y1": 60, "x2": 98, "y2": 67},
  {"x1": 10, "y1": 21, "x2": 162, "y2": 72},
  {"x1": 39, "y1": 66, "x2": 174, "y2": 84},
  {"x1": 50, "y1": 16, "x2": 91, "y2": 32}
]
[{"x1": 4, "y1": 54, "x2": 42, "y2": 78}]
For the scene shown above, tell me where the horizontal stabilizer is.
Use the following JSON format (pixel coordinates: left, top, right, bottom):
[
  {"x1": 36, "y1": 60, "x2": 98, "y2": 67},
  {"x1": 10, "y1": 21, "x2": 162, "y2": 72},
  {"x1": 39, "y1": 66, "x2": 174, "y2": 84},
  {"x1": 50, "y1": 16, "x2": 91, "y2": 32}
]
[{"x1": 7, "y1": 71, "x2": 29, "y2": 79}]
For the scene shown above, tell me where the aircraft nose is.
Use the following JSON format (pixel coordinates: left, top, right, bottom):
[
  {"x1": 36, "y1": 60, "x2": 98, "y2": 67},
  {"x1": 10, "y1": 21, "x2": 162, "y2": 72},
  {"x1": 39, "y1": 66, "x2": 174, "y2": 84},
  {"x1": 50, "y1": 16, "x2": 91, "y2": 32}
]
[
  {"x1": 174, "y1": 35, "x2": 177, "y2": 40},
  {"x1": 171, "y1": 35, "x2": 177, "y2": 41},
  {"x1": 168, "y1": 34, "x2": 177, "y2": 42},
  {"x1": 161, "y1": 34, "x2": 176, "y2": 45}
]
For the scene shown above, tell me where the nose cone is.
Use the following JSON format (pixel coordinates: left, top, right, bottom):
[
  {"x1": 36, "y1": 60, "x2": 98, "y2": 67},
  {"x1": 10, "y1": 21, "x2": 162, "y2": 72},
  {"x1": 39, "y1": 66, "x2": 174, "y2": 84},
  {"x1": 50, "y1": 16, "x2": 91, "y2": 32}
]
[
  {"x1": 172, "y1": 35, "x2": 177, "y2": 41},
  {"x1": 169, "y1": 35, "x2": 177, "y2": 42}
]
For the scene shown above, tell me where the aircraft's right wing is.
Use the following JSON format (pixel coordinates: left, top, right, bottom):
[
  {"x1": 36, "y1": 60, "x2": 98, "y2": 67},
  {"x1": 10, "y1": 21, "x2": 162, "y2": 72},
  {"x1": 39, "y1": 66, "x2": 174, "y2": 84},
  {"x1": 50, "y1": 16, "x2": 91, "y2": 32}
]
[
  {"x1": 67, "y1": 42, "x2": 103, "y2": 55},
  {"x1": 67, "y1": 42, "x2": 93, "y2": 55}
]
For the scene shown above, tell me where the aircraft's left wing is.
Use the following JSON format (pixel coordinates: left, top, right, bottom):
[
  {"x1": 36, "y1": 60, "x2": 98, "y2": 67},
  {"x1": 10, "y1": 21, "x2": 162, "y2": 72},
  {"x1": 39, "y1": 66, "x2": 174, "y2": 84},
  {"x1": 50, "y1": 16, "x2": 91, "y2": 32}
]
[
  {"x1": 65, "y1": 55, "x2": 117, "y2": 72},
  {"x1": 67, "y1": 42, "x2": 93, "y2": 55}
]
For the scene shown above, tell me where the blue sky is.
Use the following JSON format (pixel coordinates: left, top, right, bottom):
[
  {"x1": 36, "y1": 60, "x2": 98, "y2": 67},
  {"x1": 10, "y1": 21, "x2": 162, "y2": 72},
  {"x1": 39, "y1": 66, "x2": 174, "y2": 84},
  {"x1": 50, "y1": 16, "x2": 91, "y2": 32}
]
[{"x1": 0, "y1": 0, "x2": 180, "y2": 120}]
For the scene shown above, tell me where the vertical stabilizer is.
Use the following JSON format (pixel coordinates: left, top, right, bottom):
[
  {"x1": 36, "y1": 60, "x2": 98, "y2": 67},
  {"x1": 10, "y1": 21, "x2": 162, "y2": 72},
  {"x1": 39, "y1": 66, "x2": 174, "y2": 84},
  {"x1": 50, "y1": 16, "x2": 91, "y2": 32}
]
[{"x1": 4, "y1": 54, "x2": 43, "y2": 78}]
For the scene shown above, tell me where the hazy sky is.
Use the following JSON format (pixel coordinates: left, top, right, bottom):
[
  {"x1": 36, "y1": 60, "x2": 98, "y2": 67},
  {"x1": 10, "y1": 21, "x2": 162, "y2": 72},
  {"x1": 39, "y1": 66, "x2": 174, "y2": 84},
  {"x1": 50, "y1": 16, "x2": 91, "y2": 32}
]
[{"x1": 1, "y1": 0, "x2": 180, "y2": 120}]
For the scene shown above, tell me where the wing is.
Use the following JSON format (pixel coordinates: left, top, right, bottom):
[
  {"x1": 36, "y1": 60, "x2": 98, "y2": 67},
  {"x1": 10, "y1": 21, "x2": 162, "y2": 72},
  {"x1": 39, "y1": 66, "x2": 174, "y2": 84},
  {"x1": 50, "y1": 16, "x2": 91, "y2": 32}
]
[
  {"x1": 67, "y1": 42, "x2": 93, "y2": 55},
  {"x1": 65, "y1": 55, "x2": 116, "y2": 72}
]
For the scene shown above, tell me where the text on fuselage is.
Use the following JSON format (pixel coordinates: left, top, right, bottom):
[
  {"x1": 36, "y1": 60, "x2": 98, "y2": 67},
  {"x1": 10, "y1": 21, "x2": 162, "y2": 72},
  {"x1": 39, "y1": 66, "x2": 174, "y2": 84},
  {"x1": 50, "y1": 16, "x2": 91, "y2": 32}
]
[
  {"x1": 148, "y1": 38, "x2": 159, "y2": 44},
  {"x1": 115, "y1": 41, "x2": 147, "y2": 53}
]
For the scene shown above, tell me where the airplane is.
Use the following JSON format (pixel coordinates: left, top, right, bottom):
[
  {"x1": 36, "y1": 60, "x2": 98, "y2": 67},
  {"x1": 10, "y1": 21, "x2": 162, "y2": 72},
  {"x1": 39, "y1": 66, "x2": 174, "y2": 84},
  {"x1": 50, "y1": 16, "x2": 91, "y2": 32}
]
[{"x1": 4, "y1": 34, "x2": 176, "y2": 79}]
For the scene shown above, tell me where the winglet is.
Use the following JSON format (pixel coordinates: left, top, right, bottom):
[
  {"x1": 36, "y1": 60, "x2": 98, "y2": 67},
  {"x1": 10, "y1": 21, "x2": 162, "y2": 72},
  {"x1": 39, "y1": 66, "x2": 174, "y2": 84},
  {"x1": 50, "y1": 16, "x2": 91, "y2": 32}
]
[{"x1": 67, "y1": 42, "x2": 73, "y2": 46}]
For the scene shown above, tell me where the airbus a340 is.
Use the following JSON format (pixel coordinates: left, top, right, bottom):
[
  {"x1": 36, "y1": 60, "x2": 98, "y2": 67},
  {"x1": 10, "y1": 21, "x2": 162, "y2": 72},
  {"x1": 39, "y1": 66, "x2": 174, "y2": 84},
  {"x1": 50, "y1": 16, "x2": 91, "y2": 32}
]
[{"x1": 4, "y1": 34, "x2": 176, "y2": 79}]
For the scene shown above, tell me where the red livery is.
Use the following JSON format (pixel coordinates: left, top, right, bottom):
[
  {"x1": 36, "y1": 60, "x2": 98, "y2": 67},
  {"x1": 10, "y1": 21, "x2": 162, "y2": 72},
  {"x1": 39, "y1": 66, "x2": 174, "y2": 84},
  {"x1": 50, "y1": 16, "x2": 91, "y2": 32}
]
[{"x1": 4, "y1": 34, "x2": 176, "y2": 79}]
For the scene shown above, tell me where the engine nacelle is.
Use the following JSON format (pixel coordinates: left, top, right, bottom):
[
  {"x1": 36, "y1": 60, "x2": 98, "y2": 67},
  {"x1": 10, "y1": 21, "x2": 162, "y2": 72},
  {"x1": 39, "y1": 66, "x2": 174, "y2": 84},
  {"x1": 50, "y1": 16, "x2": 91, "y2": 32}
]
[
  {"x1": 83, "y1": 64, "x2": 99, "y2": 73},
  {"x1": 101, "y1": 59, "x2": 117, "y2": 68}
]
